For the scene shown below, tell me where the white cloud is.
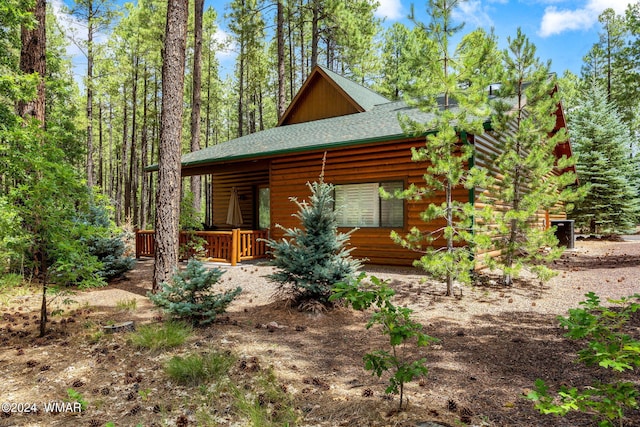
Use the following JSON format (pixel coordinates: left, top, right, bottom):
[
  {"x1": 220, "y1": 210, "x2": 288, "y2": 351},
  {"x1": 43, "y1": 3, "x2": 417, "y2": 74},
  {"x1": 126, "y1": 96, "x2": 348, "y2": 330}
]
[
  {"x1": 375, "y1": 0, "x2": 404, "y2": 20},
  {"x1": 539, "y1": 0, "x2": 635, "y2": 37},
  {"x1": 211, "y1": 28, "x2": 236, "y2": 59},
  {"x1": 452, "y1": 0, "x2": 494, "y2": 27},
  {"x1": 50, "y1": 0, "x2": 87, "y2": 60}
]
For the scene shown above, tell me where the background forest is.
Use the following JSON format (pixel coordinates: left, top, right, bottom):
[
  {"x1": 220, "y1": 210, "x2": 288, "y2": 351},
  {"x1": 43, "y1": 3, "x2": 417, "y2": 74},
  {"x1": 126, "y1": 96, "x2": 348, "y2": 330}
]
[{"x1": 1, "y1": 0, "x2": 640, "y2": 288}]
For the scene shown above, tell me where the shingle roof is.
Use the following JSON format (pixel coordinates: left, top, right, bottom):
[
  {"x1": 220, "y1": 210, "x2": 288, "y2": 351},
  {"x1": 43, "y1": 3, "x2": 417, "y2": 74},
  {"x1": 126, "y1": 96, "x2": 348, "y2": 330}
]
[
  {"x1": 181, "y1": 101, "x2": 434, "y2": 169},
  {"x1": 316, "y1": 65, "x2": 391, "y2": 112}
]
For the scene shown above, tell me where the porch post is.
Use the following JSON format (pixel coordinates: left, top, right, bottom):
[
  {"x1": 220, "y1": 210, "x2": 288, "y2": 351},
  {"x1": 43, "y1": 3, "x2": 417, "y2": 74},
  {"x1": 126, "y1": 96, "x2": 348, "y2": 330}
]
[
  {"x1": 231, "y1": 228, "x2": 239, "y2": 266},
  {"x1": 135, "y1": 230, "x2": 141, "y2": 259}
]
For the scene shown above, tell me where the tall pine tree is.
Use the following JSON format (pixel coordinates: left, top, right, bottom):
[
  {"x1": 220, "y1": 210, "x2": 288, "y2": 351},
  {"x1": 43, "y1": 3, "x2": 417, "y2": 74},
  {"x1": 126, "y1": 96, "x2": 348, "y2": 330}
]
[{"x1": 570, "y1": 84, "x2": 639, "y2": 234}]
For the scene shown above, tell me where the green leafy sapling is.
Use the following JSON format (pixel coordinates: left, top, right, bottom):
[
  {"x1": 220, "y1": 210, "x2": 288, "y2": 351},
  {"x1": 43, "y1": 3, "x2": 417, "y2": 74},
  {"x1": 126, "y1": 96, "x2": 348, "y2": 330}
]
[
  {"x1": 149, "y1": 258, "x2": 241, "y2": 326},
  {"x1": 332, "y1": 273, "x2": 438, "y2": 409},
  {"x1": 527, "y1": 292, "x2": 640, "y2": 426}
]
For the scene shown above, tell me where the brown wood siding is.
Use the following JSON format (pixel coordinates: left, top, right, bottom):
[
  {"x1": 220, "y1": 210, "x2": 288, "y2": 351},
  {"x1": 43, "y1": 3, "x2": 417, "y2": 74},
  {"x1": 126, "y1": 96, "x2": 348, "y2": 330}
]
[
  {"x1": 211, "y1": 164, "x2": 269, "y2": 230},
  {"x1": 270, "y1": 139, "x2": 468, "y2": 266},
  {"x1": 473, "y1": 130, "x2": 568, "y2": 228},
  {"x1": 280, "y1": 74, "x2": 360, "y2": 125}
]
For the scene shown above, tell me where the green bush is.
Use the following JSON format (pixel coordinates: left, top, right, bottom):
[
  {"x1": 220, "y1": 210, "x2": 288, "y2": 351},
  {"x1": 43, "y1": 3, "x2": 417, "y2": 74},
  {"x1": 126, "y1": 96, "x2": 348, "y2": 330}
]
[
  {"x1": 165, "y1": 351, "x2": 236, "y2": 386},
  {"x1": 127, "y1": 321, "x2": 192, "y2": 351},
  {"x1": 332, "y1": 273, "x2": 438, "y2": 409},
  {"x1": 527, "y1": 292, "x2": 640, "y2": 426},
  {"x1": 78, "y1": 198, "x2": 135, "y2": 282},
  {"x1": 148, "y1": 258, "x2": 241, "y2": 326},
  {"x1": 264, "y1": 179, "x2": 361, "y2": 306}
]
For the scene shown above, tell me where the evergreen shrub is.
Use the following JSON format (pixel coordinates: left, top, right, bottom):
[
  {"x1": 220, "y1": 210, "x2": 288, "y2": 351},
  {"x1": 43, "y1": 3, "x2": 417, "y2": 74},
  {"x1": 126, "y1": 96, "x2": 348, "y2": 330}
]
[
  {"x1": 263, "y1": 179, "x2": 361, "y2": 306},
  {"x1": 149, "y1": 258, "x2": 241, "y2": 326}
]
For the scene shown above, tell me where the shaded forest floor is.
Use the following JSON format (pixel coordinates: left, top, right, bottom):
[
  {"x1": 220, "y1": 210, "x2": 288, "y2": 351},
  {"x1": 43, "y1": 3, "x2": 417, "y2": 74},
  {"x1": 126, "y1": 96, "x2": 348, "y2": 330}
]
[{"x1": 1, "y1": 239, "x2": 640, "y2": 427}]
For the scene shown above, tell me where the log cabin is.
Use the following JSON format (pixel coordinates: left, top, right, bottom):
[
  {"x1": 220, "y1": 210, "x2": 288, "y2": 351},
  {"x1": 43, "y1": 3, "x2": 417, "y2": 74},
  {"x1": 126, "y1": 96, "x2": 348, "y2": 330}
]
[{"x1": 142, "y1": 64, "x2": 575, "y2": 266}]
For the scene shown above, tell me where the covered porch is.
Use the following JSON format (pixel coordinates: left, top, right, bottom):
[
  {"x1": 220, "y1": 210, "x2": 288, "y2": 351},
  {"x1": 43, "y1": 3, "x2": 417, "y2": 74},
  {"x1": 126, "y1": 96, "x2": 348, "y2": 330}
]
[
  {"x1": 138, "y1": 158, "x2": 272, "y2": 266},
  {"x1": 135, "y1": 229, "x2": 268, "y2": 266}
]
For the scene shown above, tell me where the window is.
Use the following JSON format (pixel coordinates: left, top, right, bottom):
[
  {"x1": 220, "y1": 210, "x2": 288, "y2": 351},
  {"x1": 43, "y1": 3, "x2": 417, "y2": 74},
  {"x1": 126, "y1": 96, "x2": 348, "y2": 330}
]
[{"x1": 334, "y1": 181, "x2": 403, "y2": 227}]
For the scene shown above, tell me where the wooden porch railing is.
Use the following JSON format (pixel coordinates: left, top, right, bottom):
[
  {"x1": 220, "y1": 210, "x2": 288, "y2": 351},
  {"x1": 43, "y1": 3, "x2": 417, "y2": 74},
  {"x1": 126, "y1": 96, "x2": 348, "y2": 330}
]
[{"x1": 135, "y1": 229, "x2": 269, "y2": 266}]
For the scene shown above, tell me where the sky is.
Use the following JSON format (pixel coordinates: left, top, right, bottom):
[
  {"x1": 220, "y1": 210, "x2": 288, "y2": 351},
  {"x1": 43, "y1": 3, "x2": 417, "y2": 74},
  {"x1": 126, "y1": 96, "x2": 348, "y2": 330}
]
[{"x1": 55, "y1": 0, "x2": 638, "y2": 82}]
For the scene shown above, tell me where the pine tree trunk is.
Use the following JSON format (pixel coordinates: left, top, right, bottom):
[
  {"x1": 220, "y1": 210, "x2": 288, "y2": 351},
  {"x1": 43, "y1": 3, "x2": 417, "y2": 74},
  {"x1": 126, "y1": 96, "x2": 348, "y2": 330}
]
[
  {"x1": 311, "y1": 0, "x2": 319, "y2": 68},
  {"x1": 86, "y1": 15, "x2": 95, "y2": 189},
  {"x1": 154, "y1": 0, "x2": 189, "y2": 290},
  {"x1": 277, "y1": 0, "x2": 286, "y2": 119},
  {"x1": 287, "y1": 9, "x2": 295, "y2": 100},
  {"x1": 140, "y1": 65, "x2": 149, "y2": 230},
  {"x1": 130, "y1": 53, "x2": 139, "y2": 227},
  {"x1": 299, "y1": 0, "x2": 305, "y2": 81},
  {"x1": 98, "y1": 99, "x2": 104, "y2": 188},
  {"x1": 121, "y1": 84, "x2": 129, "y2": 223},
  {"x1": 108, "y1": 104, "x2": 115, "y2": 202},
  {"x1": 18, "y1": 0, "x2": 46, "y2": 124},
  {"x1": 446, "y1": 181, "x2": 453, "y2": 297},
  {"x1": 190, "y1": 0, "x2": 204, "y2": 218},
  {"x1": 237, "y1": 41, "x2": 245, "y2": 137}
]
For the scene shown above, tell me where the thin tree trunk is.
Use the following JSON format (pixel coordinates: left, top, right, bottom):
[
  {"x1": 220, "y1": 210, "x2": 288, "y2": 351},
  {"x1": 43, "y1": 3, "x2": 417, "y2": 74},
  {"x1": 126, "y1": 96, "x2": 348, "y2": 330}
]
[
  {"x1": 86, "y1": 9, "x2": 95, "y2": 188},
  {"x1": 311, "y1": 0, "x2": 319, "y2": 68},
  {"x1": 148, "y1": 69, "x2": 160, "y2": 225},
  {"x1": 204, "y1": 44, "x2": 213, "y2": 228},
  {"x1": 39, "y1": 256, "x2": 48, "y2": 337},
  {"x1": 108, "y1": 103, "x2": 114, "y2": 202},
  {"x1": 118, "y1": 85, "x2": 129, "y2": 225},
  {"x1": 445, "y1": 181, "x2": 453, "y2": 297},
  {"x1": 258, "y1": 85, "x2": 264, "y2": 131},
  {"x1": 288, "y1": 7, "x2": 295, "y2": 100},
  {"x1": 299, "y1": 0, "x2": 305, "y2": 82},
  {"x1": 98, "y1": 98, "x2": 104, "y2": 188},
  {"x1": 140, "y1": 64, "x2": 149, "y2": 230},
  {"x1": 277, "y1": 0, "x2": 286, "y2": 119},
  {"x1": 154, "y1": 0, "x2": 189, "y2": 290},
  {"x1": 190, "y1": 0, "x2": 204, "y2": 219},
  {"x1": 130, "y1": 52, "x2": 140, "y2": 228}
]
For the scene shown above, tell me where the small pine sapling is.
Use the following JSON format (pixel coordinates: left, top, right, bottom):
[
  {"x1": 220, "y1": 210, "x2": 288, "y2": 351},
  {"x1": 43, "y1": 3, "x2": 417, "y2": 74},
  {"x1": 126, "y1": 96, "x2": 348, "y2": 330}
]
[
  {"x1": 264, "y1": 177, "x2": 361, "y2": 307},
  {"x1": 486, "y1": 29, "x2": 580, "y2": 286},
  {"x1": 149, "y1": 258, "x2": 241, "y2": 326},
  {"x1": 390, "y1": 1, "x2": 499, "y2": 296},
  {"x1": 332, "y1": 273, "x2": 438, "y2": 410}
]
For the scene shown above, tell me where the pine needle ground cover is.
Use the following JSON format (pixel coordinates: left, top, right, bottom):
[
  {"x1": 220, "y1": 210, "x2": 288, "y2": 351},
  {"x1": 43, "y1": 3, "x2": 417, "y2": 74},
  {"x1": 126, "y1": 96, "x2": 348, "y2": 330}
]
[{"x1": 1, "y1": 242, "x2": 639, "y2": 427}]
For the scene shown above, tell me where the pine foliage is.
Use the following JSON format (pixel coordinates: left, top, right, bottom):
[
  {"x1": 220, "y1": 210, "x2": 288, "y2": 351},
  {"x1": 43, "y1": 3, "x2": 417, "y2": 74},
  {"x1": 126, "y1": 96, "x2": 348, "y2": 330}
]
[
  {"x1": 390, "y1": 0, "x2": 498, "y2": 296},
  {"x1": 486, "y1": 29, "x2": 580, "y2": 285},
  {"x1": 570, "y1": 84, "x2": 640, "y2": 234},
  {"x1": 79, "y1": 200, "x2": 135, "y2": 281},
  {"x1": 149, "y1": 258, "x2": 241, "y2": 326},
  {"x1": 264, "y1": 179, "x2": 362, "y2": 305}
]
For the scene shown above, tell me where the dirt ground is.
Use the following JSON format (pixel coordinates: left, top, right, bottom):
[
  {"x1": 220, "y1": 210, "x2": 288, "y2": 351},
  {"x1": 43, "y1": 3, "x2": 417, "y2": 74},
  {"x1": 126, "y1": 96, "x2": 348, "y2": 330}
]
[{"x1": 1, "y1": 239, "x2": 639, "y2": 427}]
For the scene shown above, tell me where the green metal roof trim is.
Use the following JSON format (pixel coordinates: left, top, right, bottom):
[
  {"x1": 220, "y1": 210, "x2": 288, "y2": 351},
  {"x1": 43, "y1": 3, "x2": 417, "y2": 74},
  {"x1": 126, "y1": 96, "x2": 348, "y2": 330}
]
[
  {"x1": 316, "y1": 65, "x2": 391, "y2": 112},
  {"x1": 178, "y1": 101, "x2": 436, "y2": 170}
]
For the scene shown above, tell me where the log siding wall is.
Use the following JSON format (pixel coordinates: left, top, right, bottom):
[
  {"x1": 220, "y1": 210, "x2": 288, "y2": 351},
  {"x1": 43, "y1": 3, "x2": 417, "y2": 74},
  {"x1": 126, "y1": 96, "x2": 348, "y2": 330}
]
[{"x1": 269, "y1": 138, "x2": 468, "y2": 265}]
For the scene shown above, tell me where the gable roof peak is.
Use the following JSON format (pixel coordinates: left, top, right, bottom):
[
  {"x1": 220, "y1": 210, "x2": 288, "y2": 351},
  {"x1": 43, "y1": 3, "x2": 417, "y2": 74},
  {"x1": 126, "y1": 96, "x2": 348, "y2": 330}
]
[{"x1": 277, "y1": 64, "x2": 391, "y2": 126}]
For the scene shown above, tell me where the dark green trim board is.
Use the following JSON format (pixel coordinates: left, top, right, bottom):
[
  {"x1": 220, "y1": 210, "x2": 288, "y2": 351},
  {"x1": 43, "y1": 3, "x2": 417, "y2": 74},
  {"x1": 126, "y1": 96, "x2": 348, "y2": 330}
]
[{"x1": 464, "y1": 131, "x2": 477, "y2": 264}]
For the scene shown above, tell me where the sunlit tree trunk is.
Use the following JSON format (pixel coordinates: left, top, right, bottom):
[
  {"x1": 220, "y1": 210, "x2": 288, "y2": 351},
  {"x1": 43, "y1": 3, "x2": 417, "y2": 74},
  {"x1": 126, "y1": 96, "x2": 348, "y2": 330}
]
[
  {"x1": 190, "y1": 0, "x2": 204, "y2": 220},
  {"x1": 153, "y1": 0, "x2": 189, "y2": 290}
]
